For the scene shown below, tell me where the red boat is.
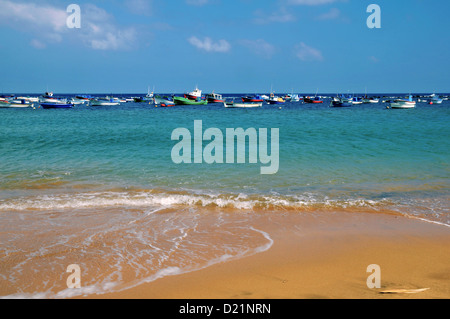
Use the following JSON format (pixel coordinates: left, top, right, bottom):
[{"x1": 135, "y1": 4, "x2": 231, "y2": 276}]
[
  {"x1": 304, "y1": 96, "x2": 323, "y2": 104},
  {"x1": 206, "y1": 92, "x2": 224, "y2": 103}
]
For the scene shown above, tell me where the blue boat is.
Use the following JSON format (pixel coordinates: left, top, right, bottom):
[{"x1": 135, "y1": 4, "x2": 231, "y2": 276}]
[{"x1": 41, "y1": 103, "x2": 74, "y2": 109}]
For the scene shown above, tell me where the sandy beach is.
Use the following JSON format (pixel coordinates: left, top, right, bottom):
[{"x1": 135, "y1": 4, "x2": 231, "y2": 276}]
[{"x1": 90, "y1": 211, "x2": 450, "y2": 299}]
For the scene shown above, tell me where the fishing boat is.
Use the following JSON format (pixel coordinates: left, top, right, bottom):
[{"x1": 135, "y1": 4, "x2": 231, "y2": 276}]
[
  {"x1": 351, "y1": 96, "x2": 363, "y2": 105},
  {"x1": 388, "y1": 95, "x2": 416, "y2": 109},
  {"x1": 40, "y1": 92, "x2": 60, "y2": 103},
  {"x1": 206, "y1": 92, "x2": 224, "y2": 103},
  {"x1": 186, "y1": 86, "x2": 202, "y2": 100},
  {"x1": 69, "y1": 98, "x2": 87, "y2": 105},
  {"x1": 173, "y1": 96, "x2": 208, "y2": 105},
  {"x1": 224, "y1": 101, "x2": 262, "y2": 108},
  {"x1": 304, "y1": 96, "x2": 323, "y2": 104},
  {"x1": 2, "y1": 98, "x2": 34, "y2": 108},
  {"x1": 287, "y1": 94, "x2": 300, "y2": 102},
  {"x1": 90, "y1": 97, "x2": 121, "y2": 106},
  {"x1": 362, "y1": 96, "x2": 379, "y2": 104},
  {"x1": 242, "y1": 95, "x2": 264, "y2": 103},
  {"x1": 267, "y1": 93, "x2": 285, "y2": 105},
  {"x1": 330, "y1": 95, "x2": 353, "y2": 107},
  {"x1": 154, "y1": 95, "x2": 175, "y2": 106},
  {"x1": 429, "y1": 94, "x2": 443, "y2": 105}
]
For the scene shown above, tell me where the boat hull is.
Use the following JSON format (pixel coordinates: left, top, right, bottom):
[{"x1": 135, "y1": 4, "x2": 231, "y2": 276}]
[
  {"x1": 41, "y1": 103, "x2": 74, "y2": 109},
  {"x1": 173, "y1": 96, "x2": 208, "y2": 105},
  {"x1": 224, "y1": 102, "x2": 262, "y2": 108},
  {"x1": 389, "y1": 102, "x2": 416, "y2": 109}
]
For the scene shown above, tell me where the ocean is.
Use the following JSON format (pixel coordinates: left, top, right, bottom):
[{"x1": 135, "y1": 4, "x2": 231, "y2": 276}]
[{"x1": 0, "y1": 95, "x2": 449, "y2": 298}]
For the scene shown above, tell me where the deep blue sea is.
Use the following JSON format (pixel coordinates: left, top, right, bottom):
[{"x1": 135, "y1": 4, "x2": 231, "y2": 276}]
[{"x1": 1, "y1": 94, "x2": 449, "y2": 298}]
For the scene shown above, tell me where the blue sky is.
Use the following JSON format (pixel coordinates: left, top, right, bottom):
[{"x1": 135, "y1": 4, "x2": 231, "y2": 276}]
[{"x1": 0, "y1": 0, "x2": 449, "y2": 94}]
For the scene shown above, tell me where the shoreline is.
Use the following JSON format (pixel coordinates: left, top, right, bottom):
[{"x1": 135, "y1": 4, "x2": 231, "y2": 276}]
[{"x1": 86, "y1": 211, "x2": 450, "y2": 299}]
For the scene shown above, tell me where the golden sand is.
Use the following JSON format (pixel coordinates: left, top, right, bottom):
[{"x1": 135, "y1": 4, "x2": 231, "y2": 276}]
[{"x1": 90, "y1": 211, "x2": 450, "y2": 299}]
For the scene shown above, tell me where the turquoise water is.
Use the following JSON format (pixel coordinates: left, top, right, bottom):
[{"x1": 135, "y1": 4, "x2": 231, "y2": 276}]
[
  {"x1": 1, "y1": 98, "x2": 449, "y2": 216},
  {"x1": 0, "y1": 97, "x2": 449, "y2": 297}
]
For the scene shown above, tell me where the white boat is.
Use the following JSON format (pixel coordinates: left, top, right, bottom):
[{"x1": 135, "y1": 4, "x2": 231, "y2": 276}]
[
  {"x1": 16, "y1": 96, "x2": 39, "y2": 103},
  {"x1": 90, "y1": 97, "x2": 120, "y2": 106},
  {"x1": 69, "y1": 98, "x2": 87, "y2": 105},
  {"x1": 0, "y1": 99, "x2": 34, "y2": 108},
  {"x1": 429, "y1": 94, "x2": 443, "y2": 104},
  {"x1": 186, "y1": 86, "x2": 202, "y2": 100},
  {"x1": 224, "y1": 101, "x2": 262, "y2": 108},
  {"x1": 389, "y1": 95, "x2": 416, "y2": 109}
]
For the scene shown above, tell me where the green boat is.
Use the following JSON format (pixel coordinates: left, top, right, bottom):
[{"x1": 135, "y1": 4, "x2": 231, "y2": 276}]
[{"x1": 173, "y1": 96, "x2": 208, "y2": 105}]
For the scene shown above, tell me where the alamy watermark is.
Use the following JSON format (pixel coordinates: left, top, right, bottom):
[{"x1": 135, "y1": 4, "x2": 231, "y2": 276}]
[
  {"x1": 367, "y1": 4, "x2": 381, "y2": 29},
  {"x1": 171, "y1": 120, "x2": 280, "y2": 175},
  {"x1": 66, "y1": 264, "x2": 81, "y2": 289},
  {"x1": 366, "y1": 264, "x2": 381, "y2": 289},
  {"x1": 66, "y1": 4, "x2": 81, "y2": 29}
]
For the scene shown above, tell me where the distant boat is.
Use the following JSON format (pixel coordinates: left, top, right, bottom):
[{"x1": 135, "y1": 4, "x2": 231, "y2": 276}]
[
  {"x1": 429, "y1": 94, "x2": 443, "y2": 105},
  {"x1": 304, "y1": 96, "x2": 323, "y2": 104},
  {"x1": 173, "y1": 96, "x2": 208, "y2": 105},
  {"x1": 351, "y1": 96, "x2": 363, "y2": 105},
  {"x1": 330, "y1": 94, "x2": 353, "y2": 107},
  {"x1": 206, "y1": 92, "x2": 224, "y2": 103},
  {"x1": 90, "y1": 97, "x2": 121, "y2": 106},
  {"x1": 4, "y1": 98, "x2": 34, "y2": 108},
  {"x1": 267, "y1": 93, "x2": 285, "y2": 105},
  {"x1": 75, "y1": 95, "x2": 93, "y2": 102},
  {"x1": 224, "y1": 101, "x2": 262, "y2": 108},
  {"x1": 362, "y1": 96, "x2": 379, "y2": 104},
  {"x1": 69, "y1": 98, "x2": 87, "y2": 105},
  {"x1": 154, "y1": 95, "x2": 175, "y2": 106},
  {"x1": 388, "y1": 95, "x2": 416, "y2": 109},
  {"x1": 134, "y1": 87, "x2": 155, "y2": 103},
  {"x1": 40, "y1": 92, "x2": 59, "y2": 103},
  {"x1": 186, "y1": 86, "x2": 202, "y2": 100},
  {"x1": 242, "y1": 95, "x2": 264, "y2": 103},
  {"x1": 287, "y1": 94, "x2": 300, "y2": 102}
]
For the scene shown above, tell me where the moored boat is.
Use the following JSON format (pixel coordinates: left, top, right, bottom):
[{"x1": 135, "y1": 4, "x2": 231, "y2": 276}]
[
  {"x1": 224, "y1": 100, "x2": 262, "y2": 108},
  {"x1": 206, "y1": 92, "x2": 224, "y2": 103},
  {"x1": 242, "y1": 95, "x2": 264, "y2": 103},
  {"x1": 330, "y1": 94, "x2": 353, "y2": 107},
  {"x1": 388, "y1": 95, "x2": 416, "y2": 109},
  {"x1": 173, "y1": 96, "x2": 208, "y2": 105},
  {"x1": 154, "y1": 95, "x2": 175, "y2": 106},
  {"x1": 304, "y1": 96, "x2": 323, "y2": 104},
  {"x1": 186, "y1": 86, "x2": 202, "y2": 100},
  {"x1": 267, "y1": 93, "x2": 285, "y2": 105},
  {"x1": 429, "y1": 94, "x2": 443, "y2": 105},
  {"x1": 90, "y1": 97, "x2": 121, "y2": 106},
  {"x1": 2, "y1": 98, "x2": 34, "y2": 108}
]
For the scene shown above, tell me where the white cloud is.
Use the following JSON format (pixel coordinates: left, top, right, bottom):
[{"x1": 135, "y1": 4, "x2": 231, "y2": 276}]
[
  {"x1": 30, "y1": 39, "x2": 46, "y2": 49},
  {"x1": 125, "y1": 0, "x2": 153, "y2": 16},
  {"x1": 0, "y1": 0, "x2": 139, "y2": 51},
  {"x1": 317, "y1": 8, "x2": 341, "y2": 20},
  {"x1": 188, "y1": 36, "x2": 231, "y2": 53},
  {"x1": 240, "y1": 39, "x2": 276, "y2": 59},
  {"x1": 295, "y1": 42, "x2": 323, "y2": 61},
  {"x1": 0, "y1": 0, "x2": 67, "y2": 34},
  {"x1": 253, "y1": 7, "x2": 295, "y2": 24}
]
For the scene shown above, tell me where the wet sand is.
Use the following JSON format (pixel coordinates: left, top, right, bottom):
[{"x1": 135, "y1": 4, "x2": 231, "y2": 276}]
[{"x1": 91, "y1": 211, "x2": 450, "y2": 299}]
